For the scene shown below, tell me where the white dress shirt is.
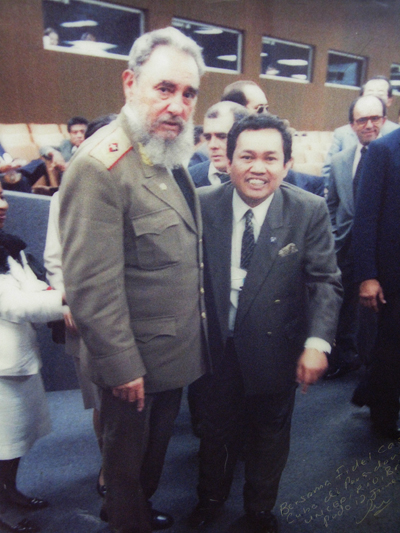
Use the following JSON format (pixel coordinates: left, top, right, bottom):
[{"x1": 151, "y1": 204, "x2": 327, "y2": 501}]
[{"x1": 208, "y1": 162, "x2": 226, "y2": 186}]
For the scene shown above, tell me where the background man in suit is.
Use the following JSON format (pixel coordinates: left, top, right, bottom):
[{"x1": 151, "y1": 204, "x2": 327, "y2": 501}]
[
  {"x1": 322, "y1": 76, "x2": 399, "y2": 182},
  {"x1": 60, "y1": 27, "x2": 207, "y2": 533},
  {"x1": 189, "y1": 115, "x2": 342, "y2": 532},
  {"x1": 193, "y1": 85, "x2": 324, "y2": 196},
  {"x1": 353, "y1": 126, "x2": 400, "y2": 439},
  {"x1": 189, "y1": 101, "x2": 249, "y2": 187},
  {"x1": 326, "y1": 95, "x2": 387, "y2": 379}
]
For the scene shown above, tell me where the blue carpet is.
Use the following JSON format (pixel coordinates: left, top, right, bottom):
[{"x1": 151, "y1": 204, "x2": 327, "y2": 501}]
[{"x1": 14, "y1": 371, "x2": 400, "y2": 532}]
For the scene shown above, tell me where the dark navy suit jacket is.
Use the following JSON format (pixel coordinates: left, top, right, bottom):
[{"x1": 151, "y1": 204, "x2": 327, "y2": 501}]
[
  {"x1": 353, "y1": 128, "x2": 400, "y2": 295},
  {"x1": 188, "y1": 161, "x2": 213, "y2": 188}
]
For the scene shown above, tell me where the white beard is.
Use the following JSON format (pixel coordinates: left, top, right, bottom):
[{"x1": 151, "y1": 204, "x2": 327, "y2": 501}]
[{"x1": 123, "y1": 103, "x2": 194, "y2": 169}]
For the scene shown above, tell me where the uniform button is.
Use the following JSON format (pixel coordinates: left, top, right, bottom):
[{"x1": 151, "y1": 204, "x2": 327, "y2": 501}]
[
  {"x1": 200, "y1": 287, "x2": 205, "y2": 294},
  {"x1": 267, "y1": 332, "x2": 272, "y2": 337},
  {"x1": 199, "y1": 238, "x2": 203, "y2": 243},
  {"x1": 274, "y1": 299, "x2": 281, "y2": 304},
  {"x1": 200, "y1": 262, "x2": 204, "y2": 269},
  {"x1": 201, "y1": 312, "x2": 206, "y2": 319}
]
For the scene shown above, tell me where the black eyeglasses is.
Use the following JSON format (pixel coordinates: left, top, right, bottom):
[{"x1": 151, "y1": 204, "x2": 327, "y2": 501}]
[
  {"x1": 354, "y1": 115, "x2": 384, "y2": 126},
  {"x1": 256, "y1": 104, "x2": 269, "y2": 114}
]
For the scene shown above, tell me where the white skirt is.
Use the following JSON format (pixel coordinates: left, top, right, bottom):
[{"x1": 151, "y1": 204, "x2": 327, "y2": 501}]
[{"x1": 0, "y1": 373, "x2": 51, "y2": 460}]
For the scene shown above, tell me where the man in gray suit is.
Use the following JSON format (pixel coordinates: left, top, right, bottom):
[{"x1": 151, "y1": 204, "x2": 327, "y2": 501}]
[
  {"x1": 60, "y1": 28, "x2": 207, "y2": 533},
  {"x1": 326, "y1": 95, "x2": 387, "y2": 379},
  {"x1": 322, "y1": 76, "x2": 399, "y2": 183},
  {"x1": 188, "y1": 115, "x2": 342, "y2": 532}
]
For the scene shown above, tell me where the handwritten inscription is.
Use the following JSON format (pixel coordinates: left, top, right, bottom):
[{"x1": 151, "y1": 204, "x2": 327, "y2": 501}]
[{"x1": 280, "y1": 441, "x2": 400, "y2": 528}]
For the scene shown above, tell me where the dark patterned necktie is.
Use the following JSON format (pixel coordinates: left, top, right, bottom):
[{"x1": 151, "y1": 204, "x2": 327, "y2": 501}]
[
  {"x1": 353, "y1": 146, "x2": 367, "y2": 200},
  {"x1": 240, "y1": 209, "x2": 255, "y2": 270}
]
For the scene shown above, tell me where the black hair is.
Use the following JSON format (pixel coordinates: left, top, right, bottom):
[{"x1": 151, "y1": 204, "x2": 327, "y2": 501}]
[
  {"x1": 194, "y1": 125, "x2": 203, "y2": 145},
  {"x1": 227, "y1": 114, "x2": 292, "y2": 164},
  {"x1": 67, "y1": 116, "x2": 89, "y2": 132},
  {"x1": 85, "y1": 114, "x2": 118, "y2": 139}
]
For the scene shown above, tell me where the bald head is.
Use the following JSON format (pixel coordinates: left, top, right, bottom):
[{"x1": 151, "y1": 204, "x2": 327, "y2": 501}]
[
  {"x1": 221, "y1": 80, "x2": 269, "y2": 114},
  {"x1": 361, "y1": 76, "x2": 393, "y2": 107}
]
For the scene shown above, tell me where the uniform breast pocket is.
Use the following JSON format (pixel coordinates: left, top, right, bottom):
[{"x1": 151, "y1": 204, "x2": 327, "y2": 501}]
[{"x1": 131, "y1": 209, "x2": 182, "y2": 269}]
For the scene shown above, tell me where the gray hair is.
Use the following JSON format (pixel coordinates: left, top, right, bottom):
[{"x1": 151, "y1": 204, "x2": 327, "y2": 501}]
[
  {"x1": 128, "y1": 27, "x2": 205, "y2": 77},
  {"x1": 205, "y1": 101, "x2": 249, "y2": 123}
]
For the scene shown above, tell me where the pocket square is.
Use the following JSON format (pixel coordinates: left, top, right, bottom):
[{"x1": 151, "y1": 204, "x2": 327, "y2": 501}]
[{"x1": 278, "y1": 243, "x2": 298, "y2": 257}]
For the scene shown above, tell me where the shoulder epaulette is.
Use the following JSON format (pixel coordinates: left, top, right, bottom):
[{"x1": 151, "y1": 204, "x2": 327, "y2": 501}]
[{"x1": 90, "y1": 126, "x2": 133, "y2": 170}]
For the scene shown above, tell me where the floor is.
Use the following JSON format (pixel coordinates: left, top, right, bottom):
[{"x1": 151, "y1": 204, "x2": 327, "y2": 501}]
[{"x1": 13, "y1": 369, "x2": 400, "y2": 532}]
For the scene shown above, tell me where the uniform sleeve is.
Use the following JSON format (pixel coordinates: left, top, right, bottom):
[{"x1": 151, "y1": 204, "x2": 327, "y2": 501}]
[{"x1": 59, "y1": 153, "x2": 146, "y2": 388}]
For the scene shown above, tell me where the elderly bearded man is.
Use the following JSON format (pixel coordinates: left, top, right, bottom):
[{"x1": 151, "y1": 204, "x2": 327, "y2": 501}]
[{"x1": 60, "y1": 28, "x2": 208, "y2": 533}]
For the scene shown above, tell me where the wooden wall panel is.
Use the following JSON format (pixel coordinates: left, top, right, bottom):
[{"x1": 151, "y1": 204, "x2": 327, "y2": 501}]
[{"x1": 0, "y1": 0, "x2": 399, "y2": 130}]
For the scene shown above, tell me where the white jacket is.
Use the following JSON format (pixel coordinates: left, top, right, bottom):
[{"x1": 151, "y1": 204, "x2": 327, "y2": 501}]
[{"x1": 0, "y1": 252, "x2": 65, "y2": 375}]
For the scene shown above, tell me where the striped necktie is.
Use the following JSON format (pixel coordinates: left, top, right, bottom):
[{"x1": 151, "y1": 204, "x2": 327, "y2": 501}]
[{"x1": 240, "y1": 209, "x2": 255, "y2": 270}]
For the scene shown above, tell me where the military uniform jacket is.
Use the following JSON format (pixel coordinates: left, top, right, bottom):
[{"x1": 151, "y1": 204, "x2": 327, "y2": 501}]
[{"x1": 59, "y1": 111, "x2": 207, "y2": 392}]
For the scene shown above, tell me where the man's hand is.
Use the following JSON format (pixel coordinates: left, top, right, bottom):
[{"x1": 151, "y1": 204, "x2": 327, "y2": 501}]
[
  {"x1": 0, "y1": 159, "x2": 25, "y2": 173},
  {"x1": 296, "y1": 348, "x2": 328, "y2": 393},
  {"x1": 112, "y1": 377, "x2": 145, "y2": 411},
  {"x1": 359, "y1": 279, "x2": 386, "y2": 312},
  {"x1": 47, "y1": 150, "x2": 67, "y2": 172},
  {"x1": 63, "y1": 311, "x2": 79, "y2": 335}
]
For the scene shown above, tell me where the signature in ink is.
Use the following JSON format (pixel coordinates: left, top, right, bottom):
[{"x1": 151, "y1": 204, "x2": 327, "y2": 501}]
[{"x1": 356, "y1": 498, "x2": 392, "y2": 525}]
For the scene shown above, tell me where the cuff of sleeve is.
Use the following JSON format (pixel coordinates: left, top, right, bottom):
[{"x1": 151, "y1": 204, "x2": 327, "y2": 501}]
[{"x1": 304, "y1": 337, "x2": 331, "y2": 354}]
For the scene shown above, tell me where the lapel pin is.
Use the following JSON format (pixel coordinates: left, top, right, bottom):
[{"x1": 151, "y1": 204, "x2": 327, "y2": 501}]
[
  {"x1": 159, "y1": 183, "x2": 167, "y2": 190},
  {"x1": 270, "y1": 236, "x2": 277, "y2": 243}
]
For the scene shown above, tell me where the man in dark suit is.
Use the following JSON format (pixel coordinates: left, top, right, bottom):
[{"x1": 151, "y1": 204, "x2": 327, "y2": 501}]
[
  {"x1": 188, "y1": 115, "x2": 342, "y2": 532},
  {"x1": 189, "y1": 101, "x2": 249, "y2": 187},
  {"x1": 353, "y1": 126, "x2": 400, "y2": 439},
  {"x1": 326, "y1": 95, "x2": 387, "y2": 379}
]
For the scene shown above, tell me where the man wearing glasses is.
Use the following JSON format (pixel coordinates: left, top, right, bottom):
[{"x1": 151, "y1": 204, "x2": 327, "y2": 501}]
[
  {"x1": 326, "y1": 95, "x2": 387, "y2": 380},
  {"x1": 322, "y1": 76, "x2": 399, "y2": 182}
]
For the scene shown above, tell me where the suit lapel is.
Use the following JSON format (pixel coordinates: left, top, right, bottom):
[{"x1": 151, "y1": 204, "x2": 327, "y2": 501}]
[{"x1": 235, "y1": 188, "x2": 286, "y2": 328}]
